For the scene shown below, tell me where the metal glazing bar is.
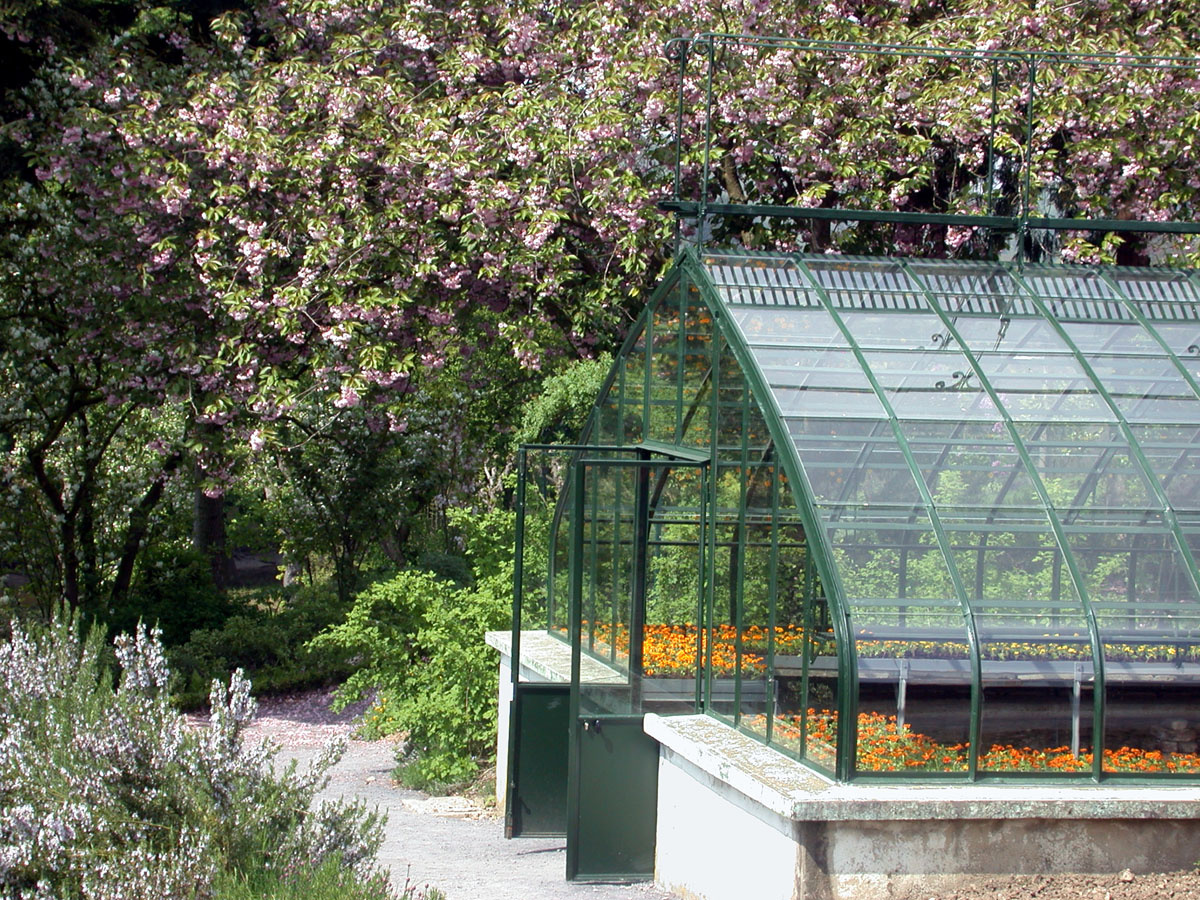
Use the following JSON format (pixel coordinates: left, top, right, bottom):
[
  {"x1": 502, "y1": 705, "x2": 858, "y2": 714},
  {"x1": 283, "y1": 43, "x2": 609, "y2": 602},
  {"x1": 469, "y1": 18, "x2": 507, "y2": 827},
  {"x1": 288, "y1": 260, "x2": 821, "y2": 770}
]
[
  {"x1": 630, "y1": 452, "x2": 651, "y2": 710},
  {"x1": 675, "y1": 281, "x2": 686, "y2": 441},
  {"x1": 1021, "y1": 55, "x2": 1037, "y2": 259},
  {"x1": 644, "y1": 293, "x2": 654, "y2": 441},
  {"x1": 733, "y1": 370, "x2": 752, "y2": 726},
  {"x1": 608, "y1": 467, "x2": 620, "y2": 667},
  {"x1": 903, "y1": 259, "x2": 1107, "y2": 781},
  {"x1": 697, "y1": 464, "x2": 709, "y2": 711},
  {"x1": 793, "y1": 257, "x2": 980, "y2": 781},
  {"x1": 699, "y1": 36, "x2": 716, "y2": 245},
  {"x1": 685, "y1": 248, "x2": 850, "y2": 778},
  {"x1": 512, "y1": 446, "x2": 527, "y2": 680},
  {"x1": 564, "y1": 461, "x2": 587, "y2": 877},
  {"x1": 705, "y1": 306, "x2": 721, "y2": 712},
  {"x1": 986, "y1": 60, "x2": 999, "y2": 218},
  {"x1": 661, "y1": 201, "x2": 1200, "y2": 235},
  {"x1": 588, "y1": 453, "x2": 599, "y2": 654},
  {"x1": 766, "y1": 461, "x2": 781, "y2": 743}
]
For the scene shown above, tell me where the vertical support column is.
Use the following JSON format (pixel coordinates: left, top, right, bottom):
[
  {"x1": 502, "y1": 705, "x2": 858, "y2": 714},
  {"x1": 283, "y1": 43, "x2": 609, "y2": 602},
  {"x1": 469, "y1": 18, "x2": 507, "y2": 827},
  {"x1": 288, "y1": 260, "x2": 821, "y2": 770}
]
[{"x1": 630, "y1": 450, "x2": 651, "y2": 712}]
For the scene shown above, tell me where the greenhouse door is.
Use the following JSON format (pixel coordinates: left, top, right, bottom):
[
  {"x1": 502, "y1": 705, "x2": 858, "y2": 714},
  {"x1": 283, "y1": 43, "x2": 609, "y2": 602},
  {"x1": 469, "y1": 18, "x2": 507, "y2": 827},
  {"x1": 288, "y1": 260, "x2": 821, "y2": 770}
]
[{"x1": 566, "y1": 450, "x2": 708, "y2": 882}]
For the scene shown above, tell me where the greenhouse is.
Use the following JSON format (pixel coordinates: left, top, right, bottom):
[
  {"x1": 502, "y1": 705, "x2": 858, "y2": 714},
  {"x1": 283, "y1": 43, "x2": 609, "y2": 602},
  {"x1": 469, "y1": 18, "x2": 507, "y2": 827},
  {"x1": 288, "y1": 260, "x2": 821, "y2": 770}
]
[
  {"x1": 480, "y1": 35, "x2": 1200, "y2": 898},
  {"x1": 489, "y1": 246, "x2": 1200, "y2": 885}
]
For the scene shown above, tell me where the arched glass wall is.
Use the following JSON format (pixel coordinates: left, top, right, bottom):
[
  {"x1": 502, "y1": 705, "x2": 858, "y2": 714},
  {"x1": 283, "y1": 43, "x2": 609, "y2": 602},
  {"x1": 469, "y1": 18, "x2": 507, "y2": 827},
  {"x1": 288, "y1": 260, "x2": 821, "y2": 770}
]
[{"x1": 521, "y1": 247, "x2": 1200, "y2": 782}]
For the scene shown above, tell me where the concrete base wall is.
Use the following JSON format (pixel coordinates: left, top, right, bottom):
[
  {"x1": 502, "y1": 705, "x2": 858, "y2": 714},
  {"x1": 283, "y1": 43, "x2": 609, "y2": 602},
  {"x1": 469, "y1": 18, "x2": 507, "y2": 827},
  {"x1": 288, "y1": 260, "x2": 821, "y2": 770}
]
[
  {"x1": 655, "y1": 747, "x2": 807, "y2": 900},
  {"x1": 647, "y1": 715, "x2": 1200, "y2": 900}
]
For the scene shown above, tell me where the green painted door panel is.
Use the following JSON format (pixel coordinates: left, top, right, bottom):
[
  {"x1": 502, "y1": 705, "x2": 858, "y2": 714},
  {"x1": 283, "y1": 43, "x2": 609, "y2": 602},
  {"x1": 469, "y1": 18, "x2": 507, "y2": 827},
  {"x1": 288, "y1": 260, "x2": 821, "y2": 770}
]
[
  {"x1": 568, "y1": 716, "x2": 659, "y2": 882},
  {"x1": 509, "y1": 684, "x2": 570, "y2": 838}
]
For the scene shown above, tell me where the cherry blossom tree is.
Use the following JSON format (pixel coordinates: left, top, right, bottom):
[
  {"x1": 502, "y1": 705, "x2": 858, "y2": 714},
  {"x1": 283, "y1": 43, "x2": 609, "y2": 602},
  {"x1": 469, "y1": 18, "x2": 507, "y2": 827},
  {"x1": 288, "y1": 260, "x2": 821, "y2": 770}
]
[{"x1": 3, "y1": 0, "x2": 1197, "y2": 613}]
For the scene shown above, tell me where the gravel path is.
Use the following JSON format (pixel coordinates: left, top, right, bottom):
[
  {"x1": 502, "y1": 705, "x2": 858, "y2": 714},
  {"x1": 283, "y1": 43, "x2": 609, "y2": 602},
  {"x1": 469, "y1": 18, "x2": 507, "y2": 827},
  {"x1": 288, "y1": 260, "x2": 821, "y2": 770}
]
[
  {"x1": 221, "y1": 689, "x2": 1200, "y2": 900},
  {"x1": 232, "y1": 689, "x2": 675, "y2": 900}
]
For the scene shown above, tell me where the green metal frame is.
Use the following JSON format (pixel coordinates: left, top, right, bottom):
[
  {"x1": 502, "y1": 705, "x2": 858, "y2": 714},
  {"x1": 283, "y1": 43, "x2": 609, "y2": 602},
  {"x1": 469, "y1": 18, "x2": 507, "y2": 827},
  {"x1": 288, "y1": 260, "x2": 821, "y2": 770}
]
[
  {"x1": 516, "y1": 244, "x2": 1200, "y2": 786},
  {"x1": 659, "y1": 35, "x2": 1200, "y2": 255}
]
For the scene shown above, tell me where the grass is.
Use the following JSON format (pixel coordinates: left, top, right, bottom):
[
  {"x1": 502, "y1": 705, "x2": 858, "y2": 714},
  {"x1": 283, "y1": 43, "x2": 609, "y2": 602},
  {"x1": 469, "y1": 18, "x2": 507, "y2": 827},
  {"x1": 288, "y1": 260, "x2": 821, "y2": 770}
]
[{"x1": 214, "y1": 857, "x2": 446, "y2": 900}]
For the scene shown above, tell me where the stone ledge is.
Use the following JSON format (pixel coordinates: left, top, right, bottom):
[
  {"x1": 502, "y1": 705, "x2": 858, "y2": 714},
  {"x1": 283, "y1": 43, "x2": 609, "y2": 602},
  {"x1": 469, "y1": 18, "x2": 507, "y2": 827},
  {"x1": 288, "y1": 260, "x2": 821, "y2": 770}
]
[
  {"x1": 485, "y1": 630, "x2": 626, "y2": 684},
  {"x1": 643, "y1": 713, "x2": 1200, "y2": 822}
]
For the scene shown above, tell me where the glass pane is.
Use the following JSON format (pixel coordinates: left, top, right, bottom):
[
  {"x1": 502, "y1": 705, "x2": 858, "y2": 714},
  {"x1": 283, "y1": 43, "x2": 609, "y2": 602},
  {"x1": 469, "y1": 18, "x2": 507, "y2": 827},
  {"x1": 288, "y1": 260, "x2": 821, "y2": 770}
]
[
  {"x1": 787, "y1": 418, "x2": 921, "y2": 507},
  {"x1": 643, "y1": 464, "x2": 706, "y2": 717},
  {"x1": 1144, "y1": 322, "x2": 1200, "y2": 385},
  {"x1": 858, "y1": 348, "x2": 997, "y2": 421},
  {"x1": 737, "y1": 514, "x2": 775, "y2": 737},
  {"x1": 1083, "y1": 355, "x2": 1198, "y2": 424},
  {"x1": 679, "y1": 285, "x2": 715, "y2": 449},
  {"x1": 847, "y1": 595, "x2": 971, "y2": 775},
  {"x1": 827, "y1": 508, "x2": 957, "y2": 603},
  {"x1": 621, "y1": 333, "x2": 646, "y2": 444},
  {"x1": 706, "y1": 521, "x2": 737, "y2": 721},
  {"x1": 1013, "y1": 422, "x2": 1155, "y2": 512},
  {"x1": 575, "y1": 462, "x2": 635, "y2": 717},
  {"x1": 647, "y1": 281, "x2": 685, "y2": 444},
  {"x1": 1094, "y1": 579, "x2": 1200, "y2": 776},
  {"x1": 755, "y1": 346, "x2": 885, "y2": 418},
  {"x1": 1130, "y1": 424, "x2": 1200, "y2": 512},
  {"x1": 970, "y1": 349, "x2": 1113, "y2": 422},
  {"x1": 902, "y1": 421, "x2": 1042, "y2": 512},
  {"x1": 729, "y1": 304, "x2": 841, "y2": 346},
  {"x1": 769, "y1": 498, "x2": 837, "y2": 772},
  {"x1": 971, "y1": 591, "x2": 1094, "y2": 774},
  {"x1": 826, "y1": 508, "x2": 971, "y2": 774}
]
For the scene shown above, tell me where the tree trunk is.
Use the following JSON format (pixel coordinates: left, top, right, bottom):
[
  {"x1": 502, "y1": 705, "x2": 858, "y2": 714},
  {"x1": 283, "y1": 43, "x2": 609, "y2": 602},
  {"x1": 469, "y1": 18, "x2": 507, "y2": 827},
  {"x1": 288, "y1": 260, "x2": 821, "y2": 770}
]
[
  {"x1": 111, "y1": 450, "x2": 185, "y2": 604},
  {"x1": 193, "y1": 487, "x2": 234, "y2": 589}
]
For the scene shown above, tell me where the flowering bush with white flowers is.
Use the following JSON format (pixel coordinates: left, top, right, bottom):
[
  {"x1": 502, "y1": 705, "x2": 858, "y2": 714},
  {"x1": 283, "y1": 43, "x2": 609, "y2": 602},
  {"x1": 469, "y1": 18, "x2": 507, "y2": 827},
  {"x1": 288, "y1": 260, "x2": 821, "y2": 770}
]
[{"x1": 0, "y1": 612, "x2": 389, "y2": 900}]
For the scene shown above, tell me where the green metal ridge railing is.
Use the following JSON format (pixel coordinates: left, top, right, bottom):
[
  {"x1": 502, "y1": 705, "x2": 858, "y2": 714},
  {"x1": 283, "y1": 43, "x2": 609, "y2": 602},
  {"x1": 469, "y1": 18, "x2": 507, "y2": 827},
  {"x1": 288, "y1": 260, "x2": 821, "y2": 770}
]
[{"x1": 659, "y1": 34, "x2": 1200, "y2": 254}]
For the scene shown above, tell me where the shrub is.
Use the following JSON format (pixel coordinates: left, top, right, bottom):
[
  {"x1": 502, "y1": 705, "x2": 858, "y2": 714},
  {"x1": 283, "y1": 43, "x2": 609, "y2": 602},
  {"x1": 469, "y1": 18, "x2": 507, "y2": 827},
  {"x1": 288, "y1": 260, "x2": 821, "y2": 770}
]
[
  {"x1": 0, "y1": 611, "x2": 392, "y2": 899},
  {"x1": 312, "y1": 509, "x2": 512, "y2": 791},
  {"x1": 110, "y1": 543, "x2": 233, "y2": 647},
  {"x1": 169, "y1": 581, "x2": 355, "y2": 708}
]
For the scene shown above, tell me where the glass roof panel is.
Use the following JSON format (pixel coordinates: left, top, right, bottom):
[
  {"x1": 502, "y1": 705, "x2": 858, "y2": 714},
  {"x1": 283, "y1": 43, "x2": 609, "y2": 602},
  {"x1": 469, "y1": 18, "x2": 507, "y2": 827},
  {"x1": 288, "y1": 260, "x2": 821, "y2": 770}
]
[
  {"x1": 824, "y1": 507, "x2": 959, "y2": 606},
  {"x1": 1011, "y1": 422, "x2": 1155, "y2": 513},
  {"x1": 1130, "y1": 424, "x2": 1200, "y2": 513},
  {"x1": 1139, "y1": 322, "x2": 1200, "y2": 385},
  {"x1": 755, "y1": 346, "x2": 885, "y2": 418},
  {"x1": 728, "y1": 304, "x2": 843, "y2": 346},
  {"x1": 964, "y1": 349, "x2": 1113, "y2": 422},
  {"x1": 786, "y1": 417, "x2": 922, "y2": 507},
  {"x1": 939, "y1": 509, "x2": 1083, "y2": 607},
  {"x1": 900, "y1": 420, "x2": 1042, "y2": 511}
]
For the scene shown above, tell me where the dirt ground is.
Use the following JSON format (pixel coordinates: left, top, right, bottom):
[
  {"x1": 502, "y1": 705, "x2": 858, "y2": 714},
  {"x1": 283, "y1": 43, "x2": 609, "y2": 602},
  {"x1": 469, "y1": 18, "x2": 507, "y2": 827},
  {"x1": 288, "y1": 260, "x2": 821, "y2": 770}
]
[
  {"x1": 888, "y1": 871, "x2": 1200, "y2": 900},
  {"x1": 206, "y1": 689, "x2": 1200, "y2": 900}
]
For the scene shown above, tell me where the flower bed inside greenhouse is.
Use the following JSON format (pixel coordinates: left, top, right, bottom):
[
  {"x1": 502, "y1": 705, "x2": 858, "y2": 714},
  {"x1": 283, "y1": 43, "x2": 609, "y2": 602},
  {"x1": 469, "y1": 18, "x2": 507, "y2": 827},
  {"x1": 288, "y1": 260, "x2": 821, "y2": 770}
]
[{"x1": 771, "y1": 710, "x2": 1200, "y2": 774}]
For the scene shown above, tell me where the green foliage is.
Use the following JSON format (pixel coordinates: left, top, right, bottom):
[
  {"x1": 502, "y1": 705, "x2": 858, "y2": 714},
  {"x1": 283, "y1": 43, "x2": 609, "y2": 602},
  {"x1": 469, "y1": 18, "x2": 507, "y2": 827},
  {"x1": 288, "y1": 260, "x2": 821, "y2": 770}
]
[
  {"x1": 110, "y1": 541, "x2": 232, "y2": 646},
  {"x1": 512, "y1": 353, "x2": 613, "y2": 447},
  {"x1": 213, "y1": 855, "x2": 445, "y2": 900},
  {"x1": 312, "y1": 508, "x2": 513, "y2": 791},
  {"x1": 170, "y1": 581, "x2": 354, "y2": 707}
]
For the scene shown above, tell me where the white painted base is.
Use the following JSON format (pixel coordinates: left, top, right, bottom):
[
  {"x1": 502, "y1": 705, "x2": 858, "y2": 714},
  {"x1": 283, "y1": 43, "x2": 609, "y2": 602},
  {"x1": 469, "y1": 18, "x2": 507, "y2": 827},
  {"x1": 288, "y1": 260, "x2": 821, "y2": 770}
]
[{"x1": 656, "y1": 746, "x2": 803, "y2": 900}]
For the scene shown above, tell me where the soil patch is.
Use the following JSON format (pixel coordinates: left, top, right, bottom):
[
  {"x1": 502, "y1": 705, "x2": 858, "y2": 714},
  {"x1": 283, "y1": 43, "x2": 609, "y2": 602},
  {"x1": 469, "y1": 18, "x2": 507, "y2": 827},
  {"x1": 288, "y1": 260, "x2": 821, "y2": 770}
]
[{"x1": 888, "y1": 870, "x2": 1200, "y2": 900}]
